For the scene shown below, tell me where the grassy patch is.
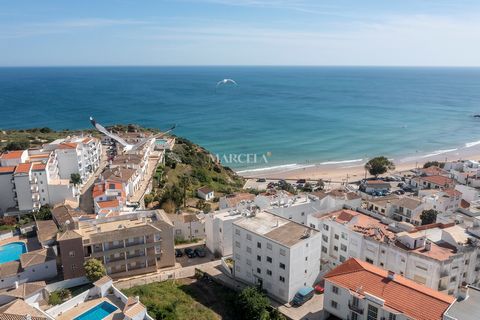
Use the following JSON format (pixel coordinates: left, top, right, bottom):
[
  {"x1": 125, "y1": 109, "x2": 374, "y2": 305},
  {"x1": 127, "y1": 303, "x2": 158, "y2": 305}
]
[{"x1": 123, "y1": 279, "x2": 237, "y2": 320}]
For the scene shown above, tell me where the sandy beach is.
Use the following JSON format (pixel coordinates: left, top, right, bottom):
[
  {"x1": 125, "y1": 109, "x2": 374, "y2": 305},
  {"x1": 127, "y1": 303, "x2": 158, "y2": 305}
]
[{"x1": 237, "y1": 145, "x2": 480, "y2": 183}]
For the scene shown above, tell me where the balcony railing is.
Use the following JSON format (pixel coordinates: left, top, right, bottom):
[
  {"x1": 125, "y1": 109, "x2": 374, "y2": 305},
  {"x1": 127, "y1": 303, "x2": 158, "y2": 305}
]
[
  {"x1": 127, "y1": 251, "x2": 145, "y2": 259},
  {"x1": 348, "y1": 302, "x2": 363, "y2": 314},
  {"x1": 125, "y1": 239, "x2": 145, "y2": 247},
  {"x1": 104, "y1": 242, "x2": 125, "y2": 250},
  {"x1": 106, "y1": 254, "x2": 125, "y2": 263}
]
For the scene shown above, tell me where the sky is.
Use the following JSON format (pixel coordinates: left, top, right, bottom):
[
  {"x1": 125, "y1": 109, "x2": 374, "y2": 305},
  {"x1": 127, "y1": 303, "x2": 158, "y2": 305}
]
[{"x1": 1, "y1": 0, "x2": 480, "y2": 66}]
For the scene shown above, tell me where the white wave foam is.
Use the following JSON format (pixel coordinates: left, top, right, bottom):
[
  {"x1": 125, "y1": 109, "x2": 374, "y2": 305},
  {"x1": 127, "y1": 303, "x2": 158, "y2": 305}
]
[
  {"x1": 420, "y1": 148, "x2": 458, "y2": 158},
  {"x1": 465, "y1": 140, "x2": 480, "y2": 148},
  {"x1": 236, "y1": 163, "x2": 303, "y2": 174},
  {"x1": 319, "y1": 159, "x2": 363, "y2": 165}
]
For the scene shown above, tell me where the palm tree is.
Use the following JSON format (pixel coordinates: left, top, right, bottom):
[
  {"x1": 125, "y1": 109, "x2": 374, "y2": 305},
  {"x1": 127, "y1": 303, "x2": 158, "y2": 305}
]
[{"x1": 179, "y1": 175, "x2": 190, "y2": 208}]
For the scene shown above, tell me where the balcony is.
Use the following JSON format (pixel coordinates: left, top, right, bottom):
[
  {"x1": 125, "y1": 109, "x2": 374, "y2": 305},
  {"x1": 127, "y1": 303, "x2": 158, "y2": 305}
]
[
  {"x1": 106, "y1": 254, "x2": 126, "y2": 263},
  {"x1": 438, "y1": 283, "x2": 447, "y2": 291},
  {"x1": 104, "y1": 242, "x2": 125, "y2": 250},
  {"x1": 31, "y1": 184, "x2": 39, "y2": 193},
  {"x1": 125, "y1": 239, "x2": 145, "y2": 247},
  {"x1": 348, "y1": 301, "x2": 363, "y2": 314},
  {"x1": 32, "y1": 193, "x2": 40, "y2": 201},
  {"x1": 127, "y1": 251, "x2": 146, "y2": 259}
]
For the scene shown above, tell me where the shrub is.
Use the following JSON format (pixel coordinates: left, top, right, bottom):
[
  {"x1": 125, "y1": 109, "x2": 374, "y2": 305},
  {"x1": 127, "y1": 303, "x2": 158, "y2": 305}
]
[{"x1": 84, "y1": 259, "x2": 106, "y2": 282}]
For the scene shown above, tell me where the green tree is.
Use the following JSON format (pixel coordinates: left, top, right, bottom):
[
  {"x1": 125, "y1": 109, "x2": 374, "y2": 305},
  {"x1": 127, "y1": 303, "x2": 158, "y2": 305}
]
[
  {"x1": 179, "y1": 175, "x2": 191, "y2": 208},
  {"x1": 423, "y1": 161, "x2": 444, "y2": 169},
  {"x1": 144, "y1": 194, "x2": 154, "y2": 207},
  {"x1": 236, "y1": 287, "x2": 270, "y2": 320},
  {"x1": 70, "y1": 173, "x2": 82, "y2": 186},
  {"x1": 36, "y1": 205, "x2": 52, "y2": 220},
  {"x1": 365, "y1": 156, "x2": 395, "y2": 178},
  {"x1": 420, "y1": 209, "x2": 438, "y2": 225},
  {"x1": 4, "y1": 140, "x2": 30, "y2": 151},
  {"x1": 84, "y1": 259, "x2": 106, "y2": 282}
]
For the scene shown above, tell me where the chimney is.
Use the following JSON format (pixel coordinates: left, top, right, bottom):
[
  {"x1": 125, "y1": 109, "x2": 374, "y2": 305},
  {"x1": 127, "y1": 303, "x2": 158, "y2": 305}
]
[
  {"x1": 387, "y1": 270, "x2": 395, "y2": 280},
  {"x1": 14, "y1": 281, "x2": 19, "y2": 289},
  {"x1": 458, "y1": 286, "x2": 469, "y2": 301},
  {"x1": 425, "y1": 240, "x2": 432, "y2": 251},
  {"x1": 135, "y1": 295, "x2": 140, "y2": 303}
]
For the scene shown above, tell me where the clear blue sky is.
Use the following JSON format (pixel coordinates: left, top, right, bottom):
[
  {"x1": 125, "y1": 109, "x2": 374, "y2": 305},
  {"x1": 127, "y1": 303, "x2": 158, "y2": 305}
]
[{"x1": 1, "y1": 0, "x2": 480, "y2": 66}]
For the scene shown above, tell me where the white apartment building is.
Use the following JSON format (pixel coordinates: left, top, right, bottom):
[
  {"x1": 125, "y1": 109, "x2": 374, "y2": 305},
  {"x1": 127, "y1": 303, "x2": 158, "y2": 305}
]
[
  {"x1": 420, "y1": 189, "x2": 462, "y2": 214},
  {"x1": 311, "y1": 209, "x2": 480, "y2": 296},
  {"x1": 323, "y1": 258, "x2": 455, "y2": 320},
  {"x1": 266, "y1": 190, "x2": 361, "y2": 226},
  {"x1": 0, "y1": 150, "x2": 77, "y2": 214},
  {"x1": 44, "y1": 136, "x2": 102, "y2": 183},
  {"x1": 232, "y1": 210, "x2": 321, "y2": 303},
  {"x1": 205, "y1": 208, "x2": 245, "y2": 256},
  {"x1": 168, "y1": 212, "x2": 205, "y2": 241}
]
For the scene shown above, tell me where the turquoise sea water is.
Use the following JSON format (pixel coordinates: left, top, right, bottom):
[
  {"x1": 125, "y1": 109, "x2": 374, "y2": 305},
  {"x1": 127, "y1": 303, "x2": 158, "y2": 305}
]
[
  {"x1": 0, "y1": 242, "x2": 27, "y2": 264},
  {"x1": 1, "y1": 67, "x2": 480, "y2": 170}
]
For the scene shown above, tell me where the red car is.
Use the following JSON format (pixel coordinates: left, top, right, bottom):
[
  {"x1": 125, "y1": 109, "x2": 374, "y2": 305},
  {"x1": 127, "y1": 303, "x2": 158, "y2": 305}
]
[{"x1": 314, "y1": 283, "x2": 324, "y2": 294}]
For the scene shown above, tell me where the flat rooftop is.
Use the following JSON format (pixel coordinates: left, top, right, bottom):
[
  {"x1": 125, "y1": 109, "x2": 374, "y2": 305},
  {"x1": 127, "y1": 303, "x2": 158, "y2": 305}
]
[
  {"x1": 444, "y1": 286, "x2": 480, "y2": 320},
  {"x1": 234, "y1": 210, "x2": 317, "y2": 247}
]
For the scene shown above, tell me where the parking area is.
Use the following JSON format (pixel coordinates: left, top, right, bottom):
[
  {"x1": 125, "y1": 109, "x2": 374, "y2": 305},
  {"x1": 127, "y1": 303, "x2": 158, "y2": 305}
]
[
  {"x1": 175, "y1": 243, "x2": 216, "y2": 267},
  {"x1": 278, "y1": 293, "x2": 325, "y2": 320}
]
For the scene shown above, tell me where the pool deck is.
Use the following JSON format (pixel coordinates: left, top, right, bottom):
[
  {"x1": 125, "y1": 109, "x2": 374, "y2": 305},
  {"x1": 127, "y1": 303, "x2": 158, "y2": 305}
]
[
  {"x1": 56, "y1": 296, "x2": 126, "y2": 320},
  {"x1": 0, "y1": 235, "x2": 41, "y2": 251}
]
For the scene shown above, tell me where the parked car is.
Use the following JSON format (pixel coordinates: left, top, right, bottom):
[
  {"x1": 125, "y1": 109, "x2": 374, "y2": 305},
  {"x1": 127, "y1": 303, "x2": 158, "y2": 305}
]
[
  {"x1": 296, "y1": 179, "x2": 306, "y2": 184},
  {"x1": 256, "y1": 178, "x2": 266, "y2": 182},
  {"x1": 175, "y1": 249, "x2": 183, "y2": 257},
  {"x1": 184, "y1": 248, "x2": 195, "y2": 258},
  {"x1": 194, "y1": 247, "x2": 206, "y2": 257},
  {"x1": 314, "y1": 283, "x2": 325, "y2": 294},
  {"x1": 292, "y1": 286, "x2": 314, "y2": 306},
  {"x1": 267, "y1": 182, "x2": 276, "y2": 189}
]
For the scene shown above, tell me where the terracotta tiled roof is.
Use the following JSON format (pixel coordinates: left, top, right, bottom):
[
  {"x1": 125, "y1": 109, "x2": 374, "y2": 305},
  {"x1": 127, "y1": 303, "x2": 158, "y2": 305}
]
[
  {"x1": 14, "y1": 163, "x2": 31, "y2": 174},
  {"x1": 58, "y1": 142, "x2": 78, "y2": 149},
  {"x1": 419, "y1": 166, "x2": 448, "y2": 176},
  {"x1": 419, "y1": 175, "x2": 454, "y2": 186},
  {"x1": 198, "y1": 186, "x2": 213, "y2": 194},
  {"x1": 123, "y1": 296, "x2": 146, "y2": 318},
  {"x1": 20, "y1": 248, "x2": 56, "y2": 268},
  {"x1": 0, "y1": 166, "x2": 16, "y2": 173},
  {"x1": 4, "y1": 281, "x2": 46, "y2": 298},
  {"x1": 325, "y1": 258, "x2": 454, "y2": 320},
  {"x1": 93, "y1": 275, "x2": 112, "y2": 287},
  {"x1": 0, "y1": 150, "x2": 24, "y2": 160},
  {"x1": 97, "y1": 199, "x2": 120, "y2": 208},
  {"x1": 57, "y1": 229, "x2": 82, "y2": 241},
  {"x1": 31, "y1": 163, "x2": 46, "y2": 171},
  {"x1": 0, "y1": 299, "x2": 47, "y2": 319},
  {"x1": 442, "y1": 188, "x2": 462, "y2": 197},
  {"x1": 36, "y1": 220, "x2": 58, "y2": 243},
  {"x1": 461, "y1": 199, "x2": 471, "y2": 209},
  {"x1": 0, "y1": 261, "x2": 22, "y2": 278},
  {"x1": 336, "y1": 209, "x2": 360, "y2": 223}
]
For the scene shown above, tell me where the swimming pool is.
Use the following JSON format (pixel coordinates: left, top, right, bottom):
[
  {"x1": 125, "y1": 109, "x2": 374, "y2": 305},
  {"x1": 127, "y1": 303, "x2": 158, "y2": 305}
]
[
  {"x1": 0, "y1": 242, "x2": 27, "y2": 264},
  {"x1": 73, "y1": 301, "x2": 118, "y2": 320}
]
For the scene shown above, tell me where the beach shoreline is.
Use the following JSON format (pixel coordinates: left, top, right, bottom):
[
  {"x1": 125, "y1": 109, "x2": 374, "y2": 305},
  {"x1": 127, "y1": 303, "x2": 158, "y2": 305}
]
[{"x1": 236, "y1": 145, "x2": 480, "y2": 183}]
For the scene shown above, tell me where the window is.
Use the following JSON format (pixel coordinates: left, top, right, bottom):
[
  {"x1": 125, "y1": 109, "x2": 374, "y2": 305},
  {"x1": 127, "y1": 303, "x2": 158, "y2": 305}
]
[
  {"x1": 71, "y1": 264, "x2": 76, "y2": 271},
  {"x1": 340, "y1": 244, "x2": 347, "y2": 252},
  {"x1": 279, "y1": 276, "x2": 285, "y2": 282},
  {"x1": 341, "y1": 232, "x2": 348, "y2": 240},
  {"x1": 330, "y1": 300, "x2": 338, "y2": 309},
  {"x1": 257, "y1": 255, "x2": 261, "y2": 262},
  {"x1": 279, "y1": 263, "x2": 286, "y2": 270},
  {"x1": 267, "y1": 269, "x2": 272, "y2": 276},
  {"x1": 267, "y1": 256, "x2": 272, "y2": 263},
  {"x1": 450, "y1": 276, "x2": 457, "y2": 282},
  {"x1": 367, "y1": 305, "x2": 378, "y2": 320},
  {"x1": 301, "y1": 212, "x2": 305, "y2": 216},
  {"x1": 257, "y1": 242, "x2": 262, "y2": 249},
  {"x1": 69, "y1": 251, "x2": 75, "y2": 257},
  {"x1": 219, "y1": 228, "x2": 222, "y2": 233},
  {"x1": 279, "y1": 249, "x2": 286, "y2": 256},
  {"x1": 246, "y1": 234, "x2": 251, "y2": 240},
  {"x1": 366, "y1": 258, "x2": 374, "y2": 264},
  {"x1": 309, "y1": 223, "x2": 316, "y2": 228},
  {"x1": 333, "y1": 246, "x2": 338, "y2": 252},
  {"x1": 267, "y1": 243, "x2": 272, "y2": 250},
  {"x1": 321, "y1": 246, "x2": 327, "y2": 253},
  {"x1": 334, "y1": 234, "x2": 339, "y2": 240},
  {"x1": 235, "y1": 241, "x2": 240, "y2": 248},
  {"x1": 322, "y1": 235, "x2": 328, "y2": 242},
  {"x1": 236, "y1": 265, "x2": 240, "y2": 272},
  {"x1": 339, "y1": 256, "x2": 346, "y2": 263},
  {"x1": 388, "y1": 314, "x2": 397, "y2": 320},
  {"x1": 257, "y1": 268, "x2": 261, "y2": 274},
  {"x1": 305, "y1": 257, "x2": 308, "y2": 261},
  {"x1": 323, "y1": 224, "x2": 329, "y2": 231},
  {"x1": 246, "y1": 246, "x2": 252, "y2": 253},
  {"x1": 235, "y1": 229, "x2": 240, "y2": 236},
  {"x1": 351, "y1": 312, "x2": 358, "y2": 320},
  {"x1": 332, "y1": 285, "x2": 339, "y2": 294}
]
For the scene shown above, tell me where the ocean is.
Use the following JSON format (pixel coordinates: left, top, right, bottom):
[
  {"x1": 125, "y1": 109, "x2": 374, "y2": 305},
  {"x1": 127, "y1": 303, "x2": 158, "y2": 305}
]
[{"x1": 1, "y1": 66, "x2": 480, "y2": 171}]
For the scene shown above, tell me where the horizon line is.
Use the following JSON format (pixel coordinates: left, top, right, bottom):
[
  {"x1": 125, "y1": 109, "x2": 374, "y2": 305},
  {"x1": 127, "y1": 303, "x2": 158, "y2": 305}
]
[{"x1": 1, "y1": 64, "x2": 480, "y2": 68}]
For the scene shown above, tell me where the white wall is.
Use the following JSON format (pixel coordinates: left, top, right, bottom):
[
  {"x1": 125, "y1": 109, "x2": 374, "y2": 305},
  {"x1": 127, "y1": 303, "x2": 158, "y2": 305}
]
[
  {"x1": 14, "y1": 174, "x2": 34, "y2": 211},
  {"x1": 0, "y1": 173, "x2": 16, "y2": 212}
]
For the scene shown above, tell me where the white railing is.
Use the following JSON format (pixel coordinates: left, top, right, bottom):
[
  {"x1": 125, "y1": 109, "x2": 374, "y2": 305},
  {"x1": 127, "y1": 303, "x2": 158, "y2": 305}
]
[
  {"x1": 45, "y1": 276, "x2": 89, "y2": 292},
  {"x1": 46, "y1": 289, "x2": 91, "y2": 318}
]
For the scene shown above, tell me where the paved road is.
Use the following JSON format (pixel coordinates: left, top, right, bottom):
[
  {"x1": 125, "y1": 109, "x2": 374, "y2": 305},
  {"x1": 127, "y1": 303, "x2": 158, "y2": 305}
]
[{"x1": 78, "y1": 148, "x2": 108, "y2": 213}]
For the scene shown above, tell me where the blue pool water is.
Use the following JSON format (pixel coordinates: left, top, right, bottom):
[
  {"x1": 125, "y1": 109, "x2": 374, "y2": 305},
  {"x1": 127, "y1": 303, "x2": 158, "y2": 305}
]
[
  {"x1": 0, "y1": 242, "x2": 27, "y2": 264},
  {"x1": 74, "y1": 301, "x2": 118, "y2": 320}
]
